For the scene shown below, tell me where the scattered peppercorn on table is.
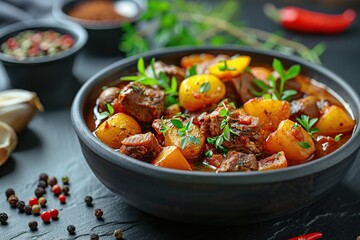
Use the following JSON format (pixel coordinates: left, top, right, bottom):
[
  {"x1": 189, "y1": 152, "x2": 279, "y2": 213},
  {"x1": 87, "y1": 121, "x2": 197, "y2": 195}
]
[{"x1": 0, "y1": 0, "x2": 360, "y2": 239}]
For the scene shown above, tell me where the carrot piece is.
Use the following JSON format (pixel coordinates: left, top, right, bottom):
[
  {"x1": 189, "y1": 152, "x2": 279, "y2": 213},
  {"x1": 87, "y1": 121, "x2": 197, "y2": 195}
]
[{"x1": 153, "y1": 146, "x2": 192, "y2": 171}]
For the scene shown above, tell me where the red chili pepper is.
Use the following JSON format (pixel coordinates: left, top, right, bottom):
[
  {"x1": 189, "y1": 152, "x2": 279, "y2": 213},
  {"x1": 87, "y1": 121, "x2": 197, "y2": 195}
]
[
  {"x1": 264, "y1": 4, "x2": 356, "y2": 34},
  {"x1": 288, "y1": 232, "x2": 323, "y2": 240}
]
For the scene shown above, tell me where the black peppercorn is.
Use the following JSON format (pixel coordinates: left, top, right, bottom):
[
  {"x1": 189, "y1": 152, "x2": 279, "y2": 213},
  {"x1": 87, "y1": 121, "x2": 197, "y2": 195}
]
[
  {"x1": 90, "y1": 233, "x2": 99, "y2": 240},
  {"x1": 39, "y1": 173, "x2": 49, "y2": 182},
  {"x1": 16, "y1": 200, "x2": 25, "y2": 212},
  {"x1": 5, "y1": 188, "x2": 15, "y2": 198},
  {"x1": 94, "y1": 209, "x2": 103, "y2": 219},
  {"x1": 84, "y1": 196, "x2": 93, "y2": 206},
  {"x1": 24, "y1": 205, "x2": 32, "y2": 215},
  {"x1": 62, "y1": 185, "x2": 70, "y2": 195},
  {"x1": 62, "y1": 176, "x2": 70, "y2": 185},
  {"x1": 8, "y1": 195, "x2": 18, "y2": 208},
  {"x1": 67, "y1": 225, "x2": 76, "y2": 235},
  {"x1": 48, "y1": 177, "x2": 57, "y2": 186},
  {"x1": 35, "y1": 187, "x2": 45, "y2": 198},
  {"x1": 113, "y1": 229, "x2": 123, "y2": 239},
  {"x1": 0, "y1": 212, "x2": 8, "y2": 224},
  {"x1": 37, "y1": 180, "x2": 48, "y2": 189},
  {"x1": 28, "y1": 221, "x2": 38, "y2": 231}
]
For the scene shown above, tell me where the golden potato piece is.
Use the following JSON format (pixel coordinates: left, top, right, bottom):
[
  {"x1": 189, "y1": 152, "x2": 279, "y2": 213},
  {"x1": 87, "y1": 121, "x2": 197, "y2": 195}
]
[
  {"x1": 244, "y1": 98, "x2": 290, "y2": 133},
  {"x1": 265, "y1": 119, "x2": 315, "y2": 166},
  {"x1": 164, "y1": 124, "x2": 205, "y2": 160},
  {"x1": 315, "y1": 105, "x2": 355, "y2": 135},
  {"x1": 179, "y1": 74, "x2": 226, "y2": 112},
  {"x1": 95, "y1": 113, "x2": 141, "y2": 149}
]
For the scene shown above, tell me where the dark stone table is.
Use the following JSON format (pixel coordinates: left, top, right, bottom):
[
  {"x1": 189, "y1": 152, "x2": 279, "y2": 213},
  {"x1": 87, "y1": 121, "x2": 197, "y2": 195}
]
[{"x1": 1, "y1": 1, "x2": 360, "y2": 239}]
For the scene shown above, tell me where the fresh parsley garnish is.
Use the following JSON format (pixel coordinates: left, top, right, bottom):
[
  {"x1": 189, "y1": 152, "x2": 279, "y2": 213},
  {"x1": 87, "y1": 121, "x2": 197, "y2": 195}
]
[
  {"x1": 297, "y1": 141, "x2": 311, "y2": 149},
  {"x1": 296, "y1": 115, "x2": 319, "y2": 137},
  {"x1": 253, "y1": 58, "x2": 300, "y2": 101},
  {"x1": 199, "y1": 81, "x2": 210, "y2": 93},
  {"x1": 186, "y1": 65, "x2": 197, "y2": 78}
]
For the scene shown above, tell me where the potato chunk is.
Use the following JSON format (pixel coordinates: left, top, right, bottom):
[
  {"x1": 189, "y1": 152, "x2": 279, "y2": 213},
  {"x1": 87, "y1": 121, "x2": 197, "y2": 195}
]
[
  {"x1": 153, "y1": 146, "x2": 192, "y2": 171},
  {"x1": 315, "y1": 105, "x2": 355, "y2": 135},
  {"x1": 164, "y1": 124, "x2": 205, "y2": 159},
  {"x1": 265, "y1": 119, "x2": 315, "y2": 165},
  {"x1": 243, "y1": 98, "x2": 290, "y2": 133},
  {"x1": 95, "y1": 113, "x2": 141, "y2": 149}
]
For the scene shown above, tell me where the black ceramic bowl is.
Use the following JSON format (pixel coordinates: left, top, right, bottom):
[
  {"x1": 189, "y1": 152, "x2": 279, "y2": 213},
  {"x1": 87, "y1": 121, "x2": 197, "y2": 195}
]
[
  {"x1": 53, "y1": 0, "x2": 143, "y2": 56},
  {"x1": 0, "y1": 19, "x2": 87, "y2": 109},
  {"x1": 71, "y1": 46, "x2": 360, "y2": 224}
]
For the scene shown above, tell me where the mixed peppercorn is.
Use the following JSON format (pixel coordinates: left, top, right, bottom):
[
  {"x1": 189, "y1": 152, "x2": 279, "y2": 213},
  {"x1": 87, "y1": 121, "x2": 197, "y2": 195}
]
[
  {"x1": 1, "y1": 173, "x2": 125, "y2": 239},
  {"x1": 0, "y1": 30, "x2": 74, "y2": 60}
]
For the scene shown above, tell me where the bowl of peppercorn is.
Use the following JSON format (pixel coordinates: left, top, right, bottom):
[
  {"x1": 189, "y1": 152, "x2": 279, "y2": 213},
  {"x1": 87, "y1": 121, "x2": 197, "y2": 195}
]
[
  {"x1": 71, "y1": 46, "x2": 360, "y2": 225},
  {"x1": 0, "y1": 19, "x2": 87, "y2": 108},
  {"x1": 52, "y1": 0, "x2": 143, "y2": 56}
]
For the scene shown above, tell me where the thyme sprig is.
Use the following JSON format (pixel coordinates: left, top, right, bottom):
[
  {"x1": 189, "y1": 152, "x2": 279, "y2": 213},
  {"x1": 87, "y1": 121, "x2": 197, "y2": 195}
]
[
  {"x1": 120, "y1": 0, "x2": 325, "y2": 63},
  {"x1": 205, "y1": 103, "x2": 239, "y2": 156},
  {"x1": 98, "y1": 103, "x2": 114, "y2": 120},
  {"x1": 253, "y1": 58, "x2": 300, "y2": 101},
  {"x1": 121, "y1": 57, "x2": 178, "y2": 107}
]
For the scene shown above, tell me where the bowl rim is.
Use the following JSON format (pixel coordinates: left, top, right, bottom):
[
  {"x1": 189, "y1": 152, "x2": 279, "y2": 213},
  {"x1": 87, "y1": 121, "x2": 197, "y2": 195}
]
[
  {"x1": 71, "y1": 45, "x2": 360, "y2": 184},
  {"x1": 52, "y1": 0, "x2": 143, "y2": 30},
  {"x1": 0, "y1": 18, "x2": 87, "y2": 64}
]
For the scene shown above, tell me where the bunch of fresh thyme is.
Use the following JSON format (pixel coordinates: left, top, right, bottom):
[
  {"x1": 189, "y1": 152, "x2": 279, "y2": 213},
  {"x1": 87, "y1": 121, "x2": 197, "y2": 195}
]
[{"x1": 119, "y1": 0, "x2": 325, "y2": 63}]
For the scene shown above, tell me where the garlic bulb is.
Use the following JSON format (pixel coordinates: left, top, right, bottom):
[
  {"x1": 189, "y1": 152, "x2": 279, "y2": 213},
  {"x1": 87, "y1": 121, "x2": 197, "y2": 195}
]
[
  {"x1": 0, "y1": 121, "x2": 17, "y2": 166},
  {"x1": 0, "y1": 89, "x2": 43, "y2": 133}
]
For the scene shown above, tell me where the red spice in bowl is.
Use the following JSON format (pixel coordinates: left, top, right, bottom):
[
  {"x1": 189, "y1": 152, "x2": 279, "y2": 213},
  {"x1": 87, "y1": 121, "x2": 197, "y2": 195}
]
[{"x1": 67, "y1": 0, "x2": 125, "y2": 22}]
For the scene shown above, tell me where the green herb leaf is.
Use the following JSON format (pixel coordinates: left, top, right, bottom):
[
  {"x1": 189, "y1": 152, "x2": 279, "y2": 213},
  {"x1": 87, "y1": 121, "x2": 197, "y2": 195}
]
[
  {"x1": 170, "y1": 119, "x2": 184, "y2": 129},
  {"x1": 105, "y1": 103, "x2": 114, "y2": 115},
  {"x1": 223, "y1": 125, "x2": 231, "y2": 141},
  {"x1": 98, "y1": 111, "x2": 110, "y2": 120},
  {"x1": 186, "y1": 65, "x2": 197, "y2": 78},
  {"x1": 137, "y1": 57, "x2": 145, "y2": 75},
  {"x1": 218, "y1": 60, "x2": 228, "y2": 71},
  {"x1": 297, "y1": 141, "x2": 311, "y2": 149},
  {"x1": 297, "y1": 115, "x2": 318, "y2": 137},
  {"x1": 180, "y1": 137, "x2": 188, "y2": 149},
  {"x1": 273, "y1": 58, "x2": 284, "y2": 79},
  {"x1": 188, "y1": 135, "x2": 201, "y2": 145},
  {"x1": 215, "y1": 135, "x2": 224, "y2": 147},
  {"x1": 219, "y1": 108, "x2": 228, "y2": 117},
  {"x1": 281, "y1": 89, "x2": 298, "y2": 100},
  {"x1": 199, "y1": 81, "x2": 210, "y2": 93},
  {"x1": 121, "y1": 76, "x2": 143, "y2": 81},
  {"x1": 159, "y1": 117, "x2": 169, "y2": 136},
  {"x1": 285, "y1": 64, "x2": 300, "y2": 80},
  {"x1": 205, "y1": 150, "x2": 213, "y2": 158},
  {"x1": 334, "y1": 133, "x2": 342, "y2": 142}
]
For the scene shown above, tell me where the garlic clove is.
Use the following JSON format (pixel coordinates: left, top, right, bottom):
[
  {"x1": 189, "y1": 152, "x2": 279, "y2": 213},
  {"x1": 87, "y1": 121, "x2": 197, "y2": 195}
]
[
  {"x1": 0, "y1": 121, "x2": 17, "y2": 167},
  {"x1": 0, "y1": 89, "x2": 43, "y2": 133}
]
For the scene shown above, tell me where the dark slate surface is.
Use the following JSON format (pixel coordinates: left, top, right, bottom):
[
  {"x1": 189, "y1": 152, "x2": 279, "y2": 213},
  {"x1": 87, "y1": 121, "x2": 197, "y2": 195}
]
[{"x1": 1, "y1": 1, "x2": 360, "y2": 239}]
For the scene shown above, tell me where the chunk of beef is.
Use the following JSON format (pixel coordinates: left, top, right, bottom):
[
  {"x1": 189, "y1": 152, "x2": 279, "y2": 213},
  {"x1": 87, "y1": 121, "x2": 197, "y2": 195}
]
[
  {"x1": 313, "y1": 135, "x2": 339, "y2": 159},
  {"x1": 145, "y1": 61, "x2": 186, "y2": 83},
  {"x1": 199, "y1": 106, "x2": 264, "y2": 156},
  {"x1": 119, "y1": 132, "x2": 162, "y2": 162},
  {"x1": 118, "y1": 82, "x2": 164, "y2": 123},
  {"x1": 208, "y1": 151, "x2": 258, "y2": 172},
  {"x1": 290, "y1": 96, "x2": 319, "y2": 120}
]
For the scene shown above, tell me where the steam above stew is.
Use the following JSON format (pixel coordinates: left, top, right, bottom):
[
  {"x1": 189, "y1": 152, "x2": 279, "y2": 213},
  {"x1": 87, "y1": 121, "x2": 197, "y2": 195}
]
[{"x1": 86, "y1": 53, "x2": 356, "y2": 172}]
